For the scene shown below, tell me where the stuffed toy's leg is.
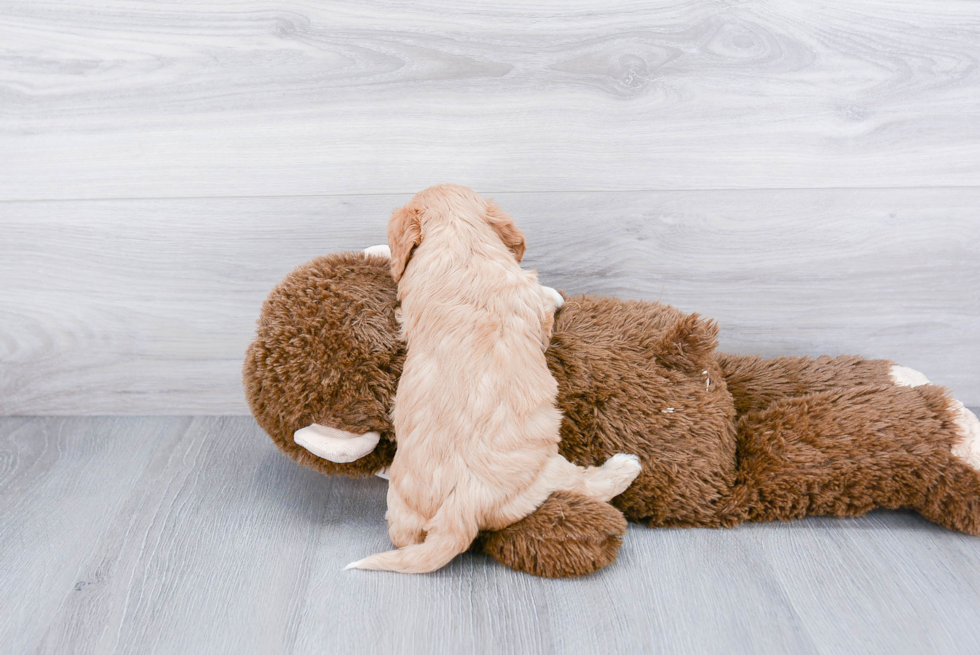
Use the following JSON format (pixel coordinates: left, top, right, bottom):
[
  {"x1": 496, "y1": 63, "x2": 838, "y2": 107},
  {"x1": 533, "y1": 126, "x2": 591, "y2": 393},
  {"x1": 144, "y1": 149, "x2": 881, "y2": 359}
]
[
  {"x1": 476, "y1": 491, "x2": 629, "y2": 578},
  {"x1": 717, "y1": 355, "x2": 980, "y2": 534}
]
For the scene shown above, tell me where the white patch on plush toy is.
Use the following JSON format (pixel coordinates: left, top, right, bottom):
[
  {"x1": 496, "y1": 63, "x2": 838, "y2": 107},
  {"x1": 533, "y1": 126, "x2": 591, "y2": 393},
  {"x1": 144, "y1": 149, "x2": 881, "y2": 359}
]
[
  {"x1": 375, "y1": 467, "x2": 391, "y2": 480},
  {"x1": 363, "y1": 244, "x2": 391, "y2": 258},
  {"x1": 950, "y1": 401, "x2": 980, "y2": 471},
  {"x1": 887, "y1": 366, "x2": 980, "y2": 470},
  {"x1": 542, "y1": 286, "x2": 565, "y2": 309},
  {"x1": 294, "y1": 424, "x2": 381, "y2": 463},
  {"x1": 890, "y1": 365, "x2": 931, "y2": 387}
]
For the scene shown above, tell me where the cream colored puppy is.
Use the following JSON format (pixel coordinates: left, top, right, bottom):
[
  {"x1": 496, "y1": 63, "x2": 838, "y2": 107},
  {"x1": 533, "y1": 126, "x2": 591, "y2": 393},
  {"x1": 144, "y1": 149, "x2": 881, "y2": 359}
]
[{"x1": 347, "y1": 185, "x2": 642, "y2": 574}]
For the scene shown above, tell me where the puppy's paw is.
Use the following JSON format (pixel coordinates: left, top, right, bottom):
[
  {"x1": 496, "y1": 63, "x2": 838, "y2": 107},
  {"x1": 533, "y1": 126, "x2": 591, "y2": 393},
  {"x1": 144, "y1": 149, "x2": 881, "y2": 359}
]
[
  {"x1": 607, "y1": 453, "x2": 642, "y2": 480},
  {"x1": 541, "y1": 286, "x2": 564, "y2": 310},
  {"x1": 588, "y1": 453, "x2": 642, "y2": 501},
  {"x1": 389, "y1": 524, "x2": 425, "y2": 549}
]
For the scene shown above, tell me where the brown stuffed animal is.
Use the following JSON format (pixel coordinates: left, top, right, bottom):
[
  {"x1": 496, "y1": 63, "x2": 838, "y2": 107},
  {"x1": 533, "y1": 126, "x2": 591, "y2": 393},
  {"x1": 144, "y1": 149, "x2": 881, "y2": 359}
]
[{"x1": 243, "y1": 250, "x2": 980, "y2": 578}]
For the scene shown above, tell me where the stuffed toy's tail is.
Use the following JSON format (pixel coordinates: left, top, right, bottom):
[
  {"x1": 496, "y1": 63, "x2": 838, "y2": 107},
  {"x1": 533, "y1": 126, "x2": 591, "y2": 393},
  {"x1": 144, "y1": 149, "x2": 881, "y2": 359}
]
[{"x1": 346, "y1": 502, "x2": 478, "y2": 574}]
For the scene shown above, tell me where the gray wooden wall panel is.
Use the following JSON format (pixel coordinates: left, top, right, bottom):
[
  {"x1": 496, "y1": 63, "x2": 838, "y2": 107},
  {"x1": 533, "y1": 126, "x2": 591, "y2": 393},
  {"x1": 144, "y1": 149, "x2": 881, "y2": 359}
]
[
  {"x1": 1, "y1": 0, "x2": 979, "y2": 199},
  {"x1": 4, "y1": 416, "x2": 980, "y2": 654},
  {"x1": 0, "y1": 0, "x2": 978, "y2": 414},
  {"x1": 1, "y1": 188, "x2": 977, "y2": 414}
]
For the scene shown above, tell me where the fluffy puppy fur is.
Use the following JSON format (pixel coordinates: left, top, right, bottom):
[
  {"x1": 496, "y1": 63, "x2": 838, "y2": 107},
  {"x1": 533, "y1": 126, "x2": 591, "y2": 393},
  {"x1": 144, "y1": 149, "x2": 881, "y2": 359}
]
[{"x1": 347, "y1": 185, "x2": 642, "y2": 574}]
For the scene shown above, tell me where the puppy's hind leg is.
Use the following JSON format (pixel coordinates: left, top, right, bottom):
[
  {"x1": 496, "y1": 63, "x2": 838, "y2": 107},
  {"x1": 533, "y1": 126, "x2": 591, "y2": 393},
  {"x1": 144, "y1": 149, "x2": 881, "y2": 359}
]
[
  {"x1": 579, "y1": 454, "x2": 642, "y2": 502},
  {"x1": 385, "y1": 487, "x2": 428, "y2": 548},
  {"x1": 494, "y1": 453, "x2": 642, "y2": 527}
]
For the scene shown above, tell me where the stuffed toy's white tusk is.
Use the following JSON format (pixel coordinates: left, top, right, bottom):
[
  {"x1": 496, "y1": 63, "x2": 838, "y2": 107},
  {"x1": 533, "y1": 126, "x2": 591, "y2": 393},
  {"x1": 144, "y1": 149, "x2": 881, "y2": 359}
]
[
  {"x1": 294, "y1": 424, "x2": 381, "y2": 463},
  {"x1": 542, "y1": 286, "x2": 564, "y2": 308},
  {"x1": 362, "y1": 244, "x2": 391, "y2": 258}
]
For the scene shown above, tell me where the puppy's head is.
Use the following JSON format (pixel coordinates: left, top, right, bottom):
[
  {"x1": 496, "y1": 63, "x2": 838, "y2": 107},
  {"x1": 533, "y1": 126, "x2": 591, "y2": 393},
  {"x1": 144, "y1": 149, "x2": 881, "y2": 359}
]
[{"x1": 387, "y1": 185, "x2": 526, "y2": 281}]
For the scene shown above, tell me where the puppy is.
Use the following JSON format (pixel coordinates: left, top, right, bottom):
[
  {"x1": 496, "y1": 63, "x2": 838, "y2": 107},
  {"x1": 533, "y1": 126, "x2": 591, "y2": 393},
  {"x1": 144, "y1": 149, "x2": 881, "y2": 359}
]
[{"x1": 347, "y1": 185, "x2": 642, "y2": 574}]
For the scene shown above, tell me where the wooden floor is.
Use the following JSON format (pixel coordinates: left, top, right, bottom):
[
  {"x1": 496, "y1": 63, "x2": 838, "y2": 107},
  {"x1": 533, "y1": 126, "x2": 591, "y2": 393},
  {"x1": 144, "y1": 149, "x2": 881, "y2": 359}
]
[{"x1": 4, "y1": 415, "x2": 980, "y2": 655}]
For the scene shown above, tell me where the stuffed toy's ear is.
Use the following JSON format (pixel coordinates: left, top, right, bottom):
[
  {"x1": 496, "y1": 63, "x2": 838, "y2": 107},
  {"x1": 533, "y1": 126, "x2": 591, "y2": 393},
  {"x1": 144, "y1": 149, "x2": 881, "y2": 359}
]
[
  {"x1": 388, "y1": 206, "x2": 422, "y2": 282},
  {"x1": 485, "y1": 200, "x2": 526, "y2": 263}
]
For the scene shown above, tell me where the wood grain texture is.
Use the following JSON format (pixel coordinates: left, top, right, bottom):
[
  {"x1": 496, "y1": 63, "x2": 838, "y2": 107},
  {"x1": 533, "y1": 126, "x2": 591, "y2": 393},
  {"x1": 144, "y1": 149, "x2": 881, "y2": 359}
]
[
  {"x1": 1, "y1": 0, "x2": 979, "y2": 199},
  {"x1": 3, "y1": 416, "x2": 980, "y2": 654},
  {"x1": 0, "y1": 417, "x2": 184, "y2": 654},
  {"x1": 1, "y1": 189, "x2": 977, "y2": 415}
]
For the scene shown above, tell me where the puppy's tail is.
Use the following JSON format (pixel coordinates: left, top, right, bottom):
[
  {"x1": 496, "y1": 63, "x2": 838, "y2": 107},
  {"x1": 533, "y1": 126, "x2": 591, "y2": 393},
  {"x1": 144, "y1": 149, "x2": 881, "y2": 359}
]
[{"x1": 346, "y1": 497, "x2": 478, "y2": 574}]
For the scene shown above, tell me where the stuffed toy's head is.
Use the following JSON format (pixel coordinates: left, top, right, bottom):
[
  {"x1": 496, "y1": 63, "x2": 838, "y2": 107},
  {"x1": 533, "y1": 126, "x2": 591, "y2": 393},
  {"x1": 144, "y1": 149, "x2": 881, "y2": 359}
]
[{"x1": 243, "y1": 251, "x2": 401, "y2": 477}]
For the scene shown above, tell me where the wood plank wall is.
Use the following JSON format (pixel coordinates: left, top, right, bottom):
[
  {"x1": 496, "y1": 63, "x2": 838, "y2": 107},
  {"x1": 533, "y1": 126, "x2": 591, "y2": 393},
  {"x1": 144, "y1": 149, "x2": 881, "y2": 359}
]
[{"x1": 1, "y1": 0, "x2": 978, "y2": 413}]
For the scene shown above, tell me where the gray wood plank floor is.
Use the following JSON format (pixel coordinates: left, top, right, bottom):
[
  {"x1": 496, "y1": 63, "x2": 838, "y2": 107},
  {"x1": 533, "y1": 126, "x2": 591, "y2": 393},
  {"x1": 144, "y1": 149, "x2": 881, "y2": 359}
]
[{"x1": 4, "y1": 416, "x2": 980, "y2": 655}]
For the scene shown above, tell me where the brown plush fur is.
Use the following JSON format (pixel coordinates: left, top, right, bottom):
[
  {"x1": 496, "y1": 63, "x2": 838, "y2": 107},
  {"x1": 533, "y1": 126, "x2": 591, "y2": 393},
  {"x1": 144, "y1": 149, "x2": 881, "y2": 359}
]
[
  {"x1": 546, "y1": 296, "x2": 737, "y2": 528},
  {"x1": 716, "y1": 355, "x2": 980, "y2": 534},
  {"x1": 244, "y1": 253, "x2": 980, "y2": 577},
  {"x1": 476, "y1": 491, "x2": 628, "y2": 578},
  {"x1": 243, "y1": 252, "x2": 402, "y2": 478}
]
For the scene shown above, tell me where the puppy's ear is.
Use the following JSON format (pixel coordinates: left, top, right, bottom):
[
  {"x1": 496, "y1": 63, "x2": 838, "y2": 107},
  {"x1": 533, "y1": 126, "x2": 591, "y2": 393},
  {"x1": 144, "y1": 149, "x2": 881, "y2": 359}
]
[
  {"x1": 485, "y1": 200, "x2": 526, "y2": 263},
  {"x1": 387, "y1": 205, "x2": 422, "y2": 282}
]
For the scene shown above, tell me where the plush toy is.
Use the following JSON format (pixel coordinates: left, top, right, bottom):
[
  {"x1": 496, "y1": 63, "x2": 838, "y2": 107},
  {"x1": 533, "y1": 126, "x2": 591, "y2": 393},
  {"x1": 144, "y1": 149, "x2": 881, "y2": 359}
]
[{"x1": 243, "y1": 249, "x2": 980, "y2": 578}]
